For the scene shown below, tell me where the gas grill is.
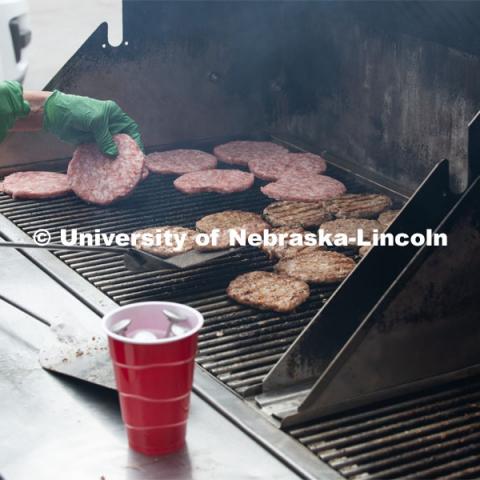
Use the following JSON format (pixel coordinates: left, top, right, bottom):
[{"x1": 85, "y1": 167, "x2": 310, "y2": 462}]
[
  {"x1": 2, "y1": 2, "x2": 480, "y2": 479},
  {"x1": 0, "y1": 138, "x2": 399, "y2": 398}
]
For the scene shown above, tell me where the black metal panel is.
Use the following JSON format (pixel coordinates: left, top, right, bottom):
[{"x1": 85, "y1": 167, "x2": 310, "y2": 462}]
[
  {"x1": 468, "y1": 110, "x2": 480, "y2": 184},
  {"x1": 284, "y1": 175, "x2": 480, "y2": 424},
  {"x1": 262, "y1": 160, "x2": 454, "y2": 396}
]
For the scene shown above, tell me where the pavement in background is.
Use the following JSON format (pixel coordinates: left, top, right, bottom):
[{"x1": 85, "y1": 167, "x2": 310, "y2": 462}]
[{"x1": 24, "y1": 0, "x2": 122, "y2": 90}]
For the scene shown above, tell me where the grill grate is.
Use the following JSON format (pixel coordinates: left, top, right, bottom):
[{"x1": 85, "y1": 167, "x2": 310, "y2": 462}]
[
  {"x1": 0, "y1": 162, "x2": 362, "y2": 396},
  {"x1": 288, "y1": 376, "x2": 480, "y2": 479},
  {"x1": 2, "y1": 148, "x2": 479, "y2": 479}
]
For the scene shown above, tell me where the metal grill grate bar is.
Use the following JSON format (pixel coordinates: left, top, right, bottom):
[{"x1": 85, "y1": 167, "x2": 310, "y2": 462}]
[
  {"x1": 340, "y1": 430, "x2": 480, "y2": 477},
  {"x1": 289, "y1": 376, "x2": 480, "y2": 479}
]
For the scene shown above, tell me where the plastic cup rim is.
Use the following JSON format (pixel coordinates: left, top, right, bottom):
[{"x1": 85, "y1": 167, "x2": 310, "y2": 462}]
[{"x1": 103, "y1": 301, "x2": 204, "y2": 345}]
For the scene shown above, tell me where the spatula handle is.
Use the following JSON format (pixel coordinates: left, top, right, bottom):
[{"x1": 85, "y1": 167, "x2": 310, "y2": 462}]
[
  {"x1": 0, "y1": 293, "x2": 51, "y2": 327},
  {"x1": 0, "y1": 241, "x2": 127, "y2": 255}
]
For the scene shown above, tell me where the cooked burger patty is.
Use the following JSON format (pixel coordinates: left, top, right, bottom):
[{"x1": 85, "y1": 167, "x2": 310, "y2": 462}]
[
  {"x1": 2, "y1": 171, "x2": 71, "y2": 200},
  {"x1": 213, "y1": 140, "x2": 288, "y2": 166},
  {"x1": 146, "y1": 149, "x2": 217, "y2": 175},
  {"x1": 196, "y1": 210, "x2": 268, "y2": 234},
  {"x1": 196, "y1": 210, "x2": 270, "y2": 251},
  {"x1": 196, "y1": 220, "x2": 270, "y2": 251},
  {"x1": 263, "y1": 201, "x2": 331, "y2": 228},
  {"x1": 261, "y1": 174, "x2": 346, "y2": 202},
  {"x1": 358, "y1": 245, "x2": 371, "y2": 257},
  {"x1": 133, "y1": 226, "x2": 197, "y2": 257},
  {"x1": 68, "y1": 134, "x2": 144, "y2": 205},
  {"x1": 378, "y1": 209, "x2": 400, "y2": 228},
  {"x1": 260, "y1": 227, "x2": 323, "y2": 260},
  {"x1": 319, "y1": 218, "x2": 382, "y2": 246},
  {"x1": 227, "y1": 271, "x2": 310, "y2": 312},
  {"x1": 249, "y1": 152, "x2": 327, "y2": 181},
  {"x1": 174, "y1": 169, "x2": 254, "y2": 194},
  {"x1": 325, "y1": 193, "x2": 392, "y2": 219},
  {"x1": 275, "y1": 250, "x2": 356, "y2": 284}
]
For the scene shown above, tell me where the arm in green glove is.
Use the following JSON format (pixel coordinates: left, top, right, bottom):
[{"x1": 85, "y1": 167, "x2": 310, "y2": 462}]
[
  {"x1": 43, "y1": 91, "x2": 144, "y2": 157},
  {"x1": 0, "y1": 81, "x2": 143, "y2": 157},
  {"x1": 0, "y1": 81, "x2": 31, "y2": 143}
]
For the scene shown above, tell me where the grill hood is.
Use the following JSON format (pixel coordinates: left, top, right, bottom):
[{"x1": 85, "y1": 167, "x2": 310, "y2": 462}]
[{"x1": 2, "y1": 1, "x2": 480, "y2": 193}]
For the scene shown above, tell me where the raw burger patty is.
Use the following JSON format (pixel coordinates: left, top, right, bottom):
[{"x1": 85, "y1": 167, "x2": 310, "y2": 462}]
[
  {"x1": 68, "y1": 134, "x2": 144, "y2": 205},
  {"x1": 146, "y1": 149, "x2": 217, "y2": 175},
  {"x1": 133, "y1": 226, "x2": 197, "y2": 257},
  {"x1": 213, "y1": 141, "x2": 288, "y2": 166},
  {"x1": 261, "y1": 227, "x2": 323, "y2": 260},
  {"x1": 261, "y1": 174, "x2": 346, "y2": 202},
  {"x1": 249, "y1": 152, "x2": 327, "y2": 181},
  {"x1": 263, "y1": 201, "x2": 331, "y2": 228},
  {"x1": 174, "y1": 169, "x2": 254, "y2": 194},
  {"x1": 320, "y1": 218, "x2": 382, "y2": 246},
  {"x1": 2, "y1": 171, "x2": 71, "y2": 200},
  {"x1": 275, "y1": 250, "x2": 356, "y2": 284},
  {"x1": 326, "y1": 194, "x2": 392, "y2": 219},
  {"x1": 378, "y1": 209, "x2": 400, "y2": 228},
  {"x1": 227, "y1": 271, "x2": 310, "y2": 313}
]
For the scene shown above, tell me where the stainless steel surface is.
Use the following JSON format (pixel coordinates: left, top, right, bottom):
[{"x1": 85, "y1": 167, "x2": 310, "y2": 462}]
[
  {"x1": 0, "y1": 247, "x2": 300, "y2": 480},
  {"x1": 194, "y1": 367, "x2": 344, "y2": 480}
]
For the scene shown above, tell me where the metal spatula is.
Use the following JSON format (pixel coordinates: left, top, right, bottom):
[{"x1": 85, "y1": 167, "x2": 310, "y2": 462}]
[
  {"x1": 0, "y1": 240, "x2": 239, "y2": 271},
  {"x1": 0, "y1": 293, "x2": 115, "y2": 390}
]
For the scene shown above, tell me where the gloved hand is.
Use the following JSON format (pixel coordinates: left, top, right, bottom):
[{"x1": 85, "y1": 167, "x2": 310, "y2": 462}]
[
  {"x1": 43, "y1": 91, "x2": 144, "y2": 157},
  {"x1": 0, "y1": 81, "x2": 31, "y2": 142}
]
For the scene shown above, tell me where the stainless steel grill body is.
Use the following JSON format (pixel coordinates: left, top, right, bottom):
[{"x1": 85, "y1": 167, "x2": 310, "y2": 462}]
[{"x1": 2, "y1": 1, "x2": 480, "y2": 478}]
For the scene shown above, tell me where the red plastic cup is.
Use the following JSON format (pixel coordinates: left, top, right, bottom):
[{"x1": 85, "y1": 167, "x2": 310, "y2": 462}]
[{"x1": 103, "y1": 302, "x2": 204, "y2": 456}]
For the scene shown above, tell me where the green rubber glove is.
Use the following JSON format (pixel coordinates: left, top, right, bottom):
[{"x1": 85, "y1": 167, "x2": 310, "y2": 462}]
[
  {"x1": 0, "y1": 81, "x2": 31, "y2": 143},
  {"x1": 43, "y1": 91, "x2": 144, "y2": 157}
]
